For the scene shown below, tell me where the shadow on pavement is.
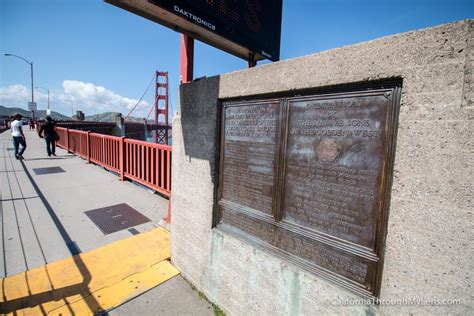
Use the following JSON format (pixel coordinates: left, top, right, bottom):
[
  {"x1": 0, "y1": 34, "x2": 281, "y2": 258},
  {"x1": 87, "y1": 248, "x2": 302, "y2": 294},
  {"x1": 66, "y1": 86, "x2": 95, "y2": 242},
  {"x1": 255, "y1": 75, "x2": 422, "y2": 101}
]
[{"x1": 0, "y1": 158, "x2": 103, "y2": 315}]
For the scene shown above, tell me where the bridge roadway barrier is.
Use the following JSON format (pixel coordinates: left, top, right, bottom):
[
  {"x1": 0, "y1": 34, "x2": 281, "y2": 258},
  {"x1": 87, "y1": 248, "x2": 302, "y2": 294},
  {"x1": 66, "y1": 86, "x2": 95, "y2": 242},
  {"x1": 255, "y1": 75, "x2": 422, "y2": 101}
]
[
  {"x1": 40, "y1": 120, "x2": 172, "y2": 141},
  {"x1": 36, "y1": 120, "x2": 116, "y2": 135},
  {"x1": 56, "y1": 127, "x2": 171, "y2": 197}
]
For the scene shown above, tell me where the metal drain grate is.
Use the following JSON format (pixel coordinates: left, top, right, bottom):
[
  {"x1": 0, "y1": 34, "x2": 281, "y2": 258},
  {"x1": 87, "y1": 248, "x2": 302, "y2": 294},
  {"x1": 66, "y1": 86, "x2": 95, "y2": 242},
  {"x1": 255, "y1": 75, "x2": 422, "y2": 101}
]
[
  {"x1": 85, "y1": 203, "x2": 151, "y2": 235},
  {"x1": 33, "y1": 166, "x2": 66, "y2": 175},
  {"x1": 128, "y1": 228, "x2": 140, "y2": 235}
]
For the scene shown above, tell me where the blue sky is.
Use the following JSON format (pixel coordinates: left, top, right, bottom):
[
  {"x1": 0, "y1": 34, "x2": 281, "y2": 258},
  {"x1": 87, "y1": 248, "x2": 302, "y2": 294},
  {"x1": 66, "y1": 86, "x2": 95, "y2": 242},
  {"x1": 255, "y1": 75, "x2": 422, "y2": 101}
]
[{"x1": 0, "y1": 0, "x2": 472, "y2": 118}]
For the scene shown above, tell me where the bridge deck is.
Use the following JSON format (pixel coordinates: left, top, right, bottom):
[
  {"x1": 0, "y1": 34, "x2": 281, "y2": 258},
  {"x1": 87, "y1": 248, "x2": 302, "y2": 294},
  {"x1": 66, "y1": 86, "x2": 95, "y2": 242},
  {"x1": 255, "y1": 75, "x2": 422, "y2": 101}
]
[{"x1": 1, "y1": 129, "x2": 169, "y2": 277}]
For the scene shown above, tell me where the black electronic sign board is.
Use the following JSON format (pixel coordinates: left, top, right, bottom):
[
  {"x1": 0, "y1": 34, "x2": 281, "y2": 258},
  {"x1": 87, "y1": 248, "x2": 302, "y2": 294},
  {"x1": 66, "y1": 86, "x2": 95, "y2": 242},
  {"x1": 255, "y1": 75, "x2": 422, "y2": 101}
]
[{"x1": 105, "y1": 0, "x2": 282, "y2": 62}]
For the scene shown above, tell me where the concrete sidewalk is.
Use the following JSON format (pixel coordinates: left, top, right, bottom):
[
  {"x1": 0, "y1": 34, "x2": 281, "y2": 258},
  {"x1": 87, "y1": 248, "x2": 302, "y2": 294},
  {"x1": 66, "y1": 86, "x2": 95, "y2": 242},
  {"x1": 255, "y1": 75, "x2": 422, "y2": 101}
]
[{"x1": 0, "y1": 129, "x2": 213, "y2": 315}]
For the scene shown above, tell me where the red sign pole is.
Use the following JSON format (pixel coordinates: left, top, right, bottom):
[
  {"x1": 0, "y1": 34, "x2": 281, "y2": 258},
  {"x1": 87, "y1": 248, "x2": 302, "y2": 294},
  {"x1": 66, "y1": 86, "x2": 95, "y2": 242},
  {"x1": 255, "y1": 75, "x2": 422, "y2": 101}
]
[{"x1": 180, "y1": 34, "x2": 194, "y2": 83}]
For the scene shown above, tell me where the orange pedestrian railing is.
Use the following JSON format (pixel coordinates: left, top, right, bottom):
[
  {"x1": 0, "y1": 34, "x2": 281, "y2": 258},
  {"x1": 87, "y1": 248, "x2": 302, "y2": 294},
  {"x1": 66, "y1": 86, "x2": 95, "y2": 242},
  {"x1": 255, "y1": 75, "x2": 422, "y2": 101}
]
[
  {"x1": 89, "y1": 133, "x2": 121, "y2": 174},
  {"x1": 56, "y1": 128, "x2": 68, "y2": 148},
  {"x1": 68, "y1": 130, "x2": 89, "y2": 160},
  {"x1": 55, "y1": 127, "x2": 171, "y2": 197},
  {"x1": 124, "y1": 139, "x2": 172, "y2": 197}
]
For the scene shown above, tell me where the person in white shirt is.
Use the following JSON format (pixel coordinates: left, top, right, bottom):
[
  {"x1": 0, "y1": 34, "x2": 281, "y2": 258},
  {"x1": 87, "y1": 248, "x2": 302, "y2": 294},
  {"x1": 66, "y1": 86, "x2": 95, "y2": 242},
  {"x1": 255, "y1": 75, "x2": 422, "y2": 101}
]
[{"x1": 11, "y1": 113, "x2": 27, "y2": 159}]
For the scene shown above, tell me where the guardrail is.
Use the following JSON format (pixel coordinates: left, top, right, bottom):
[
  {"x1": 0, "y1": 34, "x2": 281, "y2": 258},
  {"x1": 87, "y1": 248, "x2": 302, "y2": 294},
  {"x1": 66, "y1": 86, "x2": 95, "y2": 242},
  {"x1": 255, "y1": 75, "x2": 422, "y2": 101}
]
[
  {"x1": 90, "y1": 133, "x2": 122, "y2": 174},
  {"x1": 56, "y1": 127, "x2": 171, "y2": 197},
  {"x1": 68, "y1": 129, "x2": 89, "y2": 160}
]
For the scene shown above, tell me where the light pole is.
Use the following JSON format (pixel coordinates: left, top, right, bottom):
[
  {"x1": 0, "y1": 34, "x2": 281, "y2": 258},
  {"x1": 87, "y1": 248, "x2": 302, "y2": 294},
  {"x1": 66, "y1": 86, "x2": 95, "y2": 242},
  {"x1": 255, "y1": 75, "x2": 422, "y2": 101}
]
[
  {"x1": 4, "y1": 53, "x2": 35, "y2": 119},
  {"x1": 66, "y1": 100, "x2": 74, "y2": 118},
  {"x1": 35, "y1": 86, "x2": 50, "y2": 113}
]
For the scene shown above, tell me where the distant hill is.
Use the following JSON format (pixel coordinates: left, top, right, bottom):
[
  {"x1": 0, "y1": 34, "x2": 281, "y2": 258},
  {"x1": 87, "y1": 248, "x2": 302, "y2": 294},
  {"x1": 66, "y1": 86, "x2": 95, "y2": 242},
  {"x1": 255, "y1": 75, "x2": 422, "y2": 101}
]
[
  {"x1": 0, "y1": 105, "x2": 71, "y2": 120},
  {"x1": 86, "y1": 112, "x2": 143, "y2": 123},
  {"x1": 1, "y1": 106, "x2": 161, "y2": 124},
  {"x1": 85, "y1": 112, "x2": 120, "y2": 122}
]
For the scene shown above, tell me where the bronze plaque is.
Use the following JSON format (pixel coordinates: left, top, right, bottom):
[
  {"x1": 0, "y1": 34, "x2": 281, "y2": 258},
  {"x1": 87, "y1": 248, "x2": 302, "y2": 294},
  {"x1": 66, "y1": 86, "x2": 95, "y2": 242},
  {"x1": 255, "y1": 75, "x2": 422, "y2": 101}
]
[
  {"x1": 218, "y1": 88, "x2": 400, "y2": 298},
  {"x1": 284, "y1": 93, "x2": 388, "y2": 249},
  {"x1": 221, "y1": 100, "x2": 281, "y2": 216}
]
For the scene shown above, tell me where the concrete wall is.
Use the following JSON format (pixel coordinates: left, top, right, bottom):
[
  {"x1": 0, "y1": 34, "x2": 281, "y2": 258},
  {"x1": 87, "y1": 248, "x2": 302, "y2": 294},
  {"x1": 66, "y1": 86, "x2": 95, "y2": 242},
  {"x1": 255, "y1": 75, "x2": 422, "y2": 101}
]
[{"x1": 171, "y1": 20, "x2": 473, "y2": 315}]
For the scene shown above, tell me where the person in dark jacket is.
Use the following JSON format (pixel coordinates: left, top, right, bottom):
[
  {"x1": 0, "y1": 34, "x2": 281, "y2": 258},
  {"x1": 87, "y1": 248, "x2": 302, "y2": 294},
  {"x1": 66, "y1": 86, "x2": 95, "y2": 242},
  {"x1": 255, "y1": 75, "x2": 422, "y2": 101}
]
[{"x1": 38, "y1": 116, "x2": 57, "y2": 157}]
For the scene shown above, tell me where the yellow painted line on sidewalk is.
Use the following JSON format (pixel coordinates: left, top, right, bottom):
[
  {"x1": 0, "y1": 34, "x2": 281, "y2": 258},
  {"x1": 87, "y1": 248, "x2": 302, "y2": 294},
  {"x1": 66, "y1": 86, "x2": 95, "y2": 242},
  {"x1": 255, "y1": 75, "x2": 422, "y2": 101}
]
[{"x1": 0, "y1": 228, "x2": 180, "y2": 315}]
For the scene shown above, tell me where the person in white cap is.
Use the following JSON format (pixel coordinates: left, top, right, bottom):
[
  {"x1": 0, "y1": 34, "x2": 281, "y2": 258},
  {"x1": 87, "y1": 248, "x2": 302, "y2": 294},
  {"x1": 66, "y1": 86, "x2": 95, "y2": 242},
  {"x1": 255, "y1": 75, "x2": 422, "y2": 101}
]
[{"x1": 11, "y1": 113, "x2": 27, "y2": 159}]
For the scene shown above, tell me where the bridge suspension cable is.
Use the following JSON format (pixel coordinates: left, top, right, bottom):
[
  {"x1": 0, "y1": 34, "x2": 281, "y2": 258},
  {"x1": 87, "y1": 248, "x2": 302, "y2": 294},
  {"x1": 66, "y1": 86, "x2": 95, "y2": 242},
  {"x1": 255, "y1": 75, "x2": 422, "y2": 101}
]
[
  {"x1": 123, "y1": 71, "x2": 170, "y2": 144},
  {"x1": 145, "y1": 93, "x2": 160, "y2": 120},
  {"x1": 124, "y1": 72, "x2": 156, "y2": 121}
]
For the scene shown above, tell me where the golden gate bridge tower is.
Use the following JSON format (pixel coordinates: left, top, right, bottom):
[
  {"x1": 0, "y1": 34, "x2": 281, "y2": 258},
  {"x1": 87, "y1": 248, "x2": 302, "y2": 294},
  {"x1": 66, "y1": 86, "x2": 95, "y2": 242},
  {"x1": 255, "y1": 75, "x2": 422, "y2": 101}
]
[{"x1": 154, "y1": 71, "x2": 169, "y2": 144}]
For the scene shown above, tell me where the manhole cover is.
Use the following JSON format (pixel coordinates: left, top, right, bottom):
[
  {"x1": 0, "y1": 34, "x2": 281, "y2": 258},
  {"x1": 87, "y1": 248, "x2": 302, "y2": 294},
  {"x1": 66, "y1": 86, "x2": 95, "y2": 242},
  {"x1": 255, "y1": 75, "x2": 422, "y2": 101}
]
[
  {"x1": 33, "y1": 167, "x2": 65, "y2": 175},
  {"x1": 85, "y1": 203, "x2": 151, "y2": 235}
]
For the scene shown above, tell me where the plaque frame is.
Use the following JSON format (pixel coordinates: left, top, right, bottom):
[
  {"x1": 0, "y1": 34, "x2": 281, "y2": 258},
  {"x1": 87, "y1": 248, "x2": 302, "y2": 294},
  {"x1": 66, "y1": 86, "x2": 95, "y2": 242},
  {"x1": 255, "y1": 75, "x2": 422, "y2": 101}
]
[{"x1": 216, "y1": 82, "x2": 402, "y2": 299}]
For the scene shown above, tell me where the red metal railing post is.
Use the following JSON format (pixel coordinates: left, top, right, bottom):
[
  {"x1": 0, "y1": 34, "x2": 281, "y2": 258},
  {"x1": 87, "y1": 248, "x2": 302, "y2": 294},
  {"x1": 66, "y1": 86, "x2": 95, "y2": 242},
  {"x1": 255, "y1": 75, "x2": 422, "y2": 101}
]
[
  {"x1": 119, "y1": 136, "x2": 125, "y2": 181},
  {"x1": 66, "y1": 128, "x2": 70, "y2": 153},
  {"x1": 87, "y1": 131, "x2": 91, "y2": 163},
  {"x1": 167, "y1": 149, "x2": 171, "y2": 192}
]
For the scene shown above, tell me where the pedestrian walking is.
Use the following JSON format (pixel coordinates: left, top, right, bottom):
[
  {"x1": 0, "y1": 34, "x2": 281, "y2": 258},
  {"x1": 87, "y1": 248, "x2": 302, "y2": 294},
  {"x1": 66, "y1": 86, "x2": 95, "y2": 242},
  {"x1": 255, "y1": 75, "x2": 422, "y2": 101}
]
[
  {"x1": 11, "y1": 113, "x2": 27, "y2": 160},
  {"x1": 38, "y1": 116, "x2": 57, "y2": 157}
]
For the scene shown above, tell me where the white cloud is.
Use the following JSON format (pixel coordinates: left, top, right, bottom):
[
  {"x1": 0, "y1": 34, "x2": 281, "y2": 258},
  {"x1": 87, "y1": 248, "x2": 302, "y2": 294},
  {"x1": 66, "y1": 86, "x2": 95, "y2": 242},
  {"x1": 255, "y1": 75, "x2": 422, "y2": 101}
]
[
  {"x1": 0, "y1": 84, "x2": 31, "y2": 108},
  {"x1": 0, "y1": 81, "x2": 150, "y2": 117},
  {"x1": 61, "y1": 80, "x2": 148, "y2": 113}
]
